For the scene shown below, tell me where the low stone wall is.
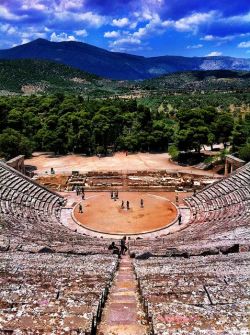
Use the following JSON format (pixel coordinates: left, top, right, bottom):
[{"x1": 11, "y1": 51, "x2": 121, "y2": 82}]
[{"x1": 6, "y1": 155, "x2": 25, "y2": 174}]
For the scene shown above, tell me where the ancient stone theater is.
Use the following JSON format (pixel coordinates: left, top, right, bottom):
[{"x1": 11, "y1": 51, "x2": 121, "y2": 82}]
[{"x1": 0, "y1": 157, "x2": 249, "y2": 335}]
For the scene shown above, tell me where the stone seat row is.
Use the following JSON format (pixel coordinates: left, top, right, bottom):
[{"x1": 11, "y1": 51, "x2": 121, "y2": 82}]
[
  {"x1": 0, "y1": 161, "x2": 114, "y2": 254},
  {"x1": 133, "y1": 252, "x2": 250, "y2": 335},
  {"x1": 0, "y1": 252, "x2": 118, "y2": 334}
]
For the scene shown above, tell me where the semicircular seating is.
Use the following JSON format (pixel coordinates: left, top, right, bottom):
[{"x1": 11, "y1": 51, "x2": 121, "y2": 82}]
[
  {"x1": 1, "y1": 160, "x2": 249, "y2": 334},
  {"x1": 129, "y1": 162, "x2": 250, "y2": 257}
]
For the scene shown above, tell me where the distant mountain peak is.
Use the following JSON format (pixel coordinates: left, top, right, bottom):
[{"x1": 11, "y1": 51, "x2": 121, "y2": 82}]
[
  {"x1": 30, "y1": 38, "x2": 51, "y2": 44},
  {"x1": 0, "y1": 39, "x2": 249, "y2": 80}
]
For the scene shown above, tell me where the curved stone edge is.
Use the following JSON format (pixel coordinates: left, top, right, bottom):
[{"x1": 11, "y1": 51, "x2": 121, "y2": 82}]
[{"x1": 71, "y1": 200, "x2": 181, "y2": 237}]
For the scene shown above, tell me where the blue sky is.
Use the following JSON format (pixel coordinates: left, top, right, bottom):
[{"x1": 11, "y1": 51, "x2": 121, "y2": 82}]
[{"x1": 0, "y1": 0, "x2": 250, "y2": 57}]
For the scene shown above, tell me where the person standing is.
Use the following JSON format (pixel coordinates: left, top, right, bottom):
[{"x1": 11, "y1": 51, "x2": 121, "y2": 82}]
[
  {"x1": 140, "y1": 199, "x2": 144, "y2": 208},
  {"x1": 120, "y1": 236, "x2": 128, "y2": 255},
  {"x1": 175, "y1": 193, "x2": 179, "y2": 204},
  {"x1": 126, "y1": 201, "x2": 130, "y2": 210},
  {"x1": 121, "y1": 200, "x2": 124, "y2": 209},
  {"x1": 178, "y1": 214, "x2": 182, "y2": 225},
  {"x1": 79, "y1": 204, "x2": 83, "y2": 213}
]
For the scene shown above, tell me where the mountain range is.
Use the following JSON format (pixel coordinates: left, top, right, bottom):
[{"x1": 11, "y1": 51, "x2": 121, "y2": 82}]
[
  {"x1": 0, "y1": 39, "x2": 250, "y2": 80},
  {"x1": 0, "y1": 58, "x2": 249, "y2": 95}
]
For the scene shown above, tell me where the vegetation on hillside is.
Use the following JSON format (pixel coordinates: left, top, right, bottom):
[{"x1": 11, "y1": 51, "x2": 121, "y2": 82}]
[
  {"x1": 0, "y1": 92, "x2": 249, "y2": 162},
  {"x1": 139, "y1": 70, "x2": 250, "y2": 93},
  {"x1": 0, "y1": 59, "x2": 98, "y2": 94},
  {"x1": 0, "y1": 60, "x2": 250, "y2": 98}
]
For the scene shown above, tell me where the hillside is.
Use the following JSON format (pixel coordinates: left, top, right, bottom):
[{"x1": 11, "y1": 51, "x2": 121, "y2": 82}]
[
  {"x1": 0, "y1": 39, "x2": 249, "y2": 80},
  {"x1": 0, "y1": 59, "x2": 101, "y2": 94},
  {"x1": 0, "y1": 59, "x2": 250, "y2": 96},
  {"x1": 138, "y1": 70, "x2": 250, "y2": 93}
]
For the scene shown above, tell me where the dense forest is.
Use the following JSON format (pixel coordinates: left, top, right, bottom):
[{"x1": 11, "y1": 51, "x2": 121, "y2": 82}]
[{"x1": 0, "y1": 92, "x2": 249, "y2": 162}]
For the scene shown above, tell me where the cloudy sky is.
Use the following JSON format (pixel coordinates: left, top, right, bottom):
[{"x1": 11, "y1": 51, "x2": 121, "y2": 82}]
[{"x1": 0, "y1": 0, "x2": 250, "y2": 57}]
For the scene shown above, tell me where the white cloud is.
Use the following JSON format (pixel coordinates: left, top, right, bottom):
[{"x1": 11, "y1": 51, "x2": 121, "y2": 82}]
[
  {"x1": 224, "y1": 11, "x2": 250, "y2": 24},
  {"x1": 202, "y1": 35, "x2": 215, "y2": 41},
  {"x1": 206, "y1": 51, "x2": 223, "y2": 56},
  {"x1": 112, "y1": 37, "x2": 141, "y2": 46},
  {"x1": 238, "y1": 41, "x2": 250, "y2": 48},
  {"x1": 55, "y1": 0, "x2": 84, "y2": 11},
  {"x1": 133, "y1": 14, "x2": 167, "y2": 39},
  {"x1": 77, "y1": 12, "x2": 106, "y2": 27},
  {"x1": 240, "y1": 33, "x2": 250, "y2": 37},
  {"x1": 202, "y1": 34, "x2": 234, "y2": 41},
  {"x1": 50, "y1": 32, "x2": 77, "y2": 42},
  {"x1": 112, "y1": 18, "x2": 129, "y2": 28},
  {"x1": 20, "y1": 38, "x2": 31, "y2": 45},
  {"x1": 131, "y1": 11, "x2": 215, "y2": 43},
  {"x1": 8, "y1": 26, "x2": 17, "y2": 34},
  {"x1": 74, "y1": 29, "x2": 88, "y2": 37},
  {"x1": 20, "y1": 30, "x2": 47, "y2": 40},
  {"x1": 104, "y1": 31, "x2": 120, "y2": 38},
  {"x1": 0, "y1": 24, "x2": 16, "y2": 35},
  {"x1": 0, "y1": 5, "x2": 26, "y2": 21},
  {"x1": 174, "y1": 11, "x2": 216, "y2": 32},
  {"x1": 21, "y1": 0, "x2": 47, "y2": 11},
  {"x1": 11, "y1": 29, "x2": 46, "y2": 47},
  {"x1": 55, "y1": 11, "x2": 106, "y2": 28},
  {"x1": 187, "y1": 44, "x2": 203, "y2": 49},
  {"x1": 130, "y1": 22, "x2": 138, "y2": 29}
]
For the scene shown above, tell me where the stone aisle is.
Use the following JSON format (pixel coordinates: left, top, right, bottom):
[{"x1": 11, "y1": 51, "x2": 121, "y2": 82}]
[{"x1": 97, "y1": 255, "x2": 148, "y2": 335}]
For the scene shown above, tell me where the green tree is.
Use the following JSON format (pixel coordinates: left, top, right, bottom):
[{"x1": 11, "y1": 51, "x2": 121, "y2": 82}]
[
  {"x1": 213, "y1": 112, "x2": 234, "y2": 147},
  {"x1": 239, "y1": 144, "x2": 250, "y2": 162},
  {"x1": 168, "y1": 145, "x2": 179, "y2": 161},
  {"x1": 0, "y1": 128, "x2": 33, "y2": 159}
]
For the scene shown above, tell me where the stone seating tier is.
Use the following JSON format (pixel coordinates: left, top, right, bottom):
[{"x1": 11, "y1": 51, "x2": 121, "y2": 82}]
[
  {"x1": 129, "y1": 162, "x2": 250, "y2": 257},
  {"x1": 134, "y1": 252, "x2": 250, "y2": 335},
  {"x1": 0, "y1": 252, "x2": 118, "y2": 334}
]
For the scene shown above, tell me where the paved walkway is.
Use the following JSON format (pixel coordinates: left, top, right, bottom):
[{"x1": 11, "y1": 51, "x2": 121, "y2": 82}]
[{"x1": 98, "y1": 256, "x2": 148, "y2": 335}]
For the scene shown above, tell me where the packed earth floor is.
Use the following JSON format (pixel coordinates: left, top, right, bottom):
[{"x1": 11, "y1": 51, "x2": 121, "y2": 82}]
[
  {"x1": 73, "y1": 192, "x2": 178, "y2": 235},
  {"x1": 25, "y1": 152, "x2": 220, "y2": 177}
]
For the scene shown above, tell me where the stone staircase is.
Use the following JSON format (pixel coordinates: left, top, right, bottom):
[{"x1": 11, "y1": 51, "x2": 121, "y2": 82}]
[{"x1": 97, "y1": 255, "x2": 149, "y2": 335}]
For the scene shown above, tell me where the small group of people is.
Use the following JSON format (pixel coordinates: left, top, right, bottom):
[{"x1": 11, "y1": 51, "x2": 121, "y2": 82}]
[
  {"x1": 108, "y1": 236, "x2": 128, "y2": 256},
  {"x1": 121, "y1": 200, "x2": 130, "y2": 210},
  {"x1": 120, "y1": 199, "x2": 144, "y2": 210},
  {"x1": 75, "y1": 186, "x2": 85, "y2": 197}
]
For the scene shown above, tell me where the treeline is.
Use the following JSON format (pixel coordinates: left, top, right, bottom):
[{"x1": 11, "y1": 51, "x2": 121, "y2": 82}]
[{"x1": 0, "y1": 93, "x2": 249, "y2": 162}]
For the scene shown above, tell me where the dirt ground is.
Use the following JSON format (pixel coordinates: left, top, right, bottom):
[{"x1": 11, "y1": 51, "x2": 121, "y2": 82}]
[
  {"x1": 73, "y1": 192, "x2": 178, "y2": 235},
  {"x1": 25, "y1": 152, "x2": 219, "y2": 177}
]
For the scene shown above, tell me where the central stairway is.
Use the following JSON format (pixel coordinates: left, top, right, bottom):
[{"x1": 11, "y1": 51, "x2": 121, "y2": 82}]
[{"x1": 97, "y1": 255, "x2": 148, "y2": 335}]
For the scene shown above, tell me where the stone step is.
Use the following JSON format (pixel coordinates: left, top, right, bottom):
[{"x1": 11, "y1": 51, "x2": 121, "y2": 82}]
[
  {"x1": 98, "y1": 324, "x2": 147, "y2": 335},
  {"x1": 97, "y1": 256, "x2": 148, "y2": 335}
]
